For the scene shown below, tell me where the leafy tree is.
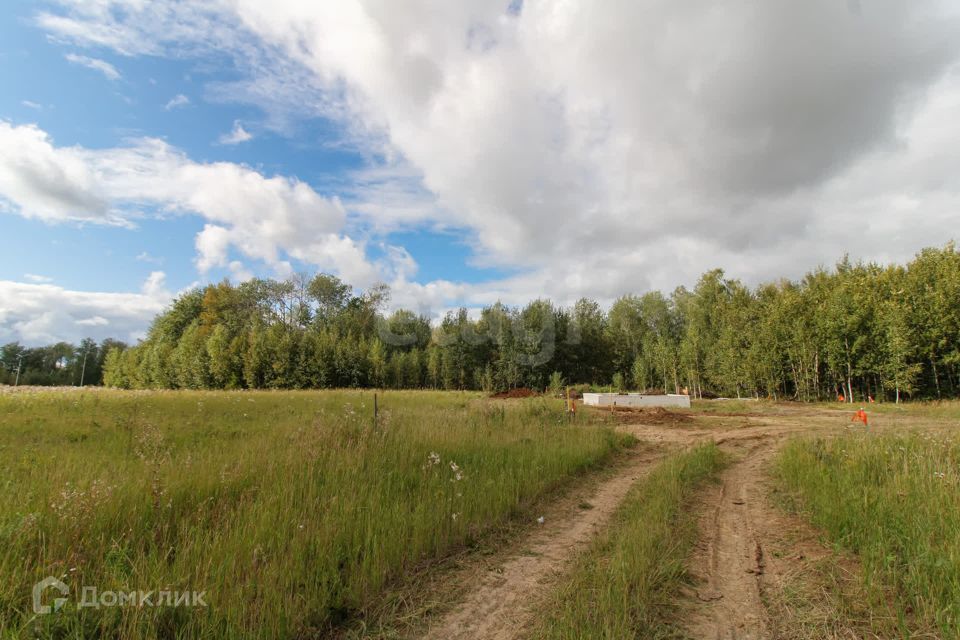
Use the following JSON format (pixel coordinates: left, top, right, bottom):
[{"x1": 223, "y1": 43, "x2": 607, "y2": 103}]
[
  {"x1": 308, "y1": 273, "x2": 351, "y2": 323},
  {"x1": 70, "y1": 244, "x2": 960, "y2": 401}
]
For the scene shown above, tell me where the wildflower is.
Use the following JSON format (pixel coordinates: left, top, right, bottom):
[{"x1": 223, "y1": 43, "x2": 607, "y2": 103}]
[
  {"x1": 449, "y1": 461, "x2": 464, "y2": 481},
  {"x1": 537, "y1": 516, "x2": 545, "y2": 524},
  {"x1": 427, "y1": 452, "x2": 441, "y2": 466},
  {"x1": 452, "y1": 512, "x2": 459, "y2": 521}
]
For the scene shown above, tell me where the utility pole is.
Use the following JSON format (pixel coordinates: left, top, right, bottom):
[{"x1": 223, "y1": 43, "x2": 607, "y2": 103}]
[
  {"x1": 14, "y1": 354, "x2": 23, "y2": 386},
  {"x1": 79, "y1": 348, "x2": 89, "y2": 387}
]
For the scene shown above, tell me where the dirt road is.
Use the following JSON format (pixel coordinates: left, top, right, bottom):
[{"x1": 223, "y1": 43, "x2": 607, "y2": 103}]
[
  {"x1": 418, "y1": 404, "x2": 859, "y2": 640},
  {"x1": 683, "y1": 439, "x2": 776, "y2": 639},
  {"x1": 421, "y1": 446, "x2": 666, "y2": 640}
]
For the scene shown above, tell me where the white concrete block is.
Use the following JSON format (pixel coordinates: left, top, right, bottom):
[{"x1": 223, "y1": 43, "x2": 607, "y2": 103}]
[{"x1": 581, "y1": 392, "x2": 691, "y2": 409}]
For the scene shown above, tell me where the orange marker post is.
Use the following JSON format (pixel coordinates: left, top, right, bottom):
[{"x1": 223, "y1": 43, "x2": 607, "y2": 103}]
[{"x1": 851, "y1": 408, "x2": 868, "y2": 427}]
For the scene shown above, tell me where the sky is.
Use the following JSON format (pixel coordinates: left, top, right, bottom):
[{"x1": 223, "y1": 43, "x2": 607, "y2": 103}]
[{"x1": 1, "y1": 0, "x2": 959, "y2": 346}]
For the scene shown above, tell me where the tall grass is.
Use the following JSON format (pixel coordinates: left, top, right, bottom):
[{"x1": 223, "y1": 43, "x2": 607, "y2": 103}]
[
  {"x1": 0, "y1": 389, "x2": 626, "y2": 638},
  {"x1": 776, "y1": 432, "x2": 960, "y2": 637},
  {"x1": 537, "y1": 443, "x2": 727, "y2": 639}
]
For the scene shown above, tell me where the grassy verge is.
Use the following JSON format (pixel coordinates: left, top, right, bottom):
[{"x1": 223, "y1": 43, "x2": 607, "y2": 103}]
[
  {"x1": 536, "y1": 443, "x2": 727, "y2": 639},
  {"x1": 775, "y1": 431, "x2": 960, "y2": 637},
  {"x1": 338, "y1": 443, "x2": 655, "y2": 640},
  {"x1": 0, "y1": 389, "x2": 627, "y2": 638}
]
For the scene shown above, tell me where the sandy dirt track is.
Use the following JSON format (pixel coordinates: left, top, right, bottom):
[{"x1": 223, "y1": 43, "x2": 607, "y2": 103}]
[
  {"x1": 421, "y1": 446, "x2": 666, "y2": 640},
  {"x1": 683, "y1": 438, "x2": 776, "y2": 639},
  {"x1": 418, "y1": 404, "x2": 863, "y2": 640}
]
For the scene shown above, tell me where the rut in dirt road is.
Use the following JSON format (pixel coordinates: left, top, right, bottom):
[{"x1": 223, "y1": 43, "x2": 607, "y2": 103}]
[
  {"x1": 684, "y1": 439, "x2": 778, "y2": 640},
  {"x1": 420, "y1": 406, "x2": 847, "y2": 640},
  {"x1": 420, "y1": 448, "x2": 663, "y2": 640}
]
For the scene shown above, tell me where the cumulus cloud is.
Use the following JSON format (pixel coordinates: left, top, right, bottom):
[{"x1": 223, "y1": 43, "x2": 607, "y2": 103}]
[
  {"x1": 228, "y1": 260, "x2": 254, "y2": 282},
  {"x1": 31, "y1": 0, "x2": 960, "y2": 310},
  {"x1": 0, "y1": 123, "x2": 115, "y2": 224},
  {"x1": 164, "y1": 93, "x2": 190, "y2": 110},
  {"x1": 0, "y1": 122, "x2": 380, "y2": 284},
  {"x1": 64, "y1": 52, "x2": 120, "y2": 80},
  {"x1": 218, "y1": 120, "x2": 253, "y2": 144},
  {"x1": 0, "y1": 272, "x2": 171, "y2": 345},
  {"x1": 23, "y1": 274, "x2": 54, "y2": 284}
]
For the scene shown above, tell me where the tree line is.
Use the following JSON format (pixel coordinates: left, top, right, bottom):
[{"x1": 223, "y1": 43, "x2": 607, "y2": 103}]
[
  {"x1": 4, "y1": 244, "x2": 958, "y2": 402},
  {"x1": 0, "y1": 338, "x2": 125, "y2": 387}
]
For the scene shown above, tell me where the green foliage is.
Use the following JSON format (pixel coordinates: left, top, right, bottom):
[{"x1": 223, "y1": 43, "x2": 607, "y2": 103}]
[
  {"x1": 10, "y1": 244, "x2": 960, "y2": 399},
  {"x1": 611, "y1": 372, "x2": 625, "y2": 393},
  {"x1": 548, "y1": 371, "x2": 565, "y2": 397},
  {"x1": 3, "y1": 339, "x2": 127, "y2": 388}
]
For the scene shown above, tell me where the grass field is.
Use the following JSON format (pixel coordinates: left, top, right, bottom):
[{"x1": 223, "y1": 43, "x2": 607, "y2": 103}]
[
  {"x1": 0, "y1": 388, "x2": 627, "y2": 639},
  {"x1": 776, "y1": 428, "x2": 960, "y2": 637},
  {"x1": 536, "y1": 443, "x2": 727, "y2": 639}
]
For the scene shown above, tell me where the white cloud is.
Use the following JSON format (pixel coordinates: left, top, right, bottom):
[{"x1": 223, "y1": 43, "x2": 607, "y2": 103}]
[
  {"x1": 218, "y1": 120, "x2": 252, "y2": 145},
  {"x1": 23, "y1": 273, "x2": 53, "y2": 284},
  {"x1": 194, "y1": 223, "x2": 231, "y2": 273},
  {"x1": 141, "y1": 270, "x2": 169, "y2": 298},
  {"x1": 228, "y1": 260, "x2": 254, "y2": 282},
  {"x1": 30, "y1": 1, "x2": 960, "y2": 314},
  {"x1": 135, "y1": 251, "x2": 163, "y2": 264},
  {"x1": 76, "y1": 315, "x2": 109, "y2": 327},
  {"x1": 0, "y1": 121, "x2": 377, "y2": 284},
  {"x1": 64, "y1": 52, "x2": 120, "y2": 80},
  {"x1": 164, "y1": 93, "x2": 190, "y2": 110},
  {"x1": 21, "y1": 100, "x2": 43, "y2": 110},
  {"x1": 0, "y1": 272, "x2": 171, "y2": 346},
  {"x1": 0, "y1": 123, "x2": 114, "y2": 224}
]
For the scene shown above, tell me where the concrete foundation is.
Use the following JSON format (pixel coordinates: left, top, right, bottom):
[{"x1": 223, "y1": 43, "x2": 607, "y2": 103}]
[{"x1": 581, "y1": 392, "x2": 691, "y2": 409}]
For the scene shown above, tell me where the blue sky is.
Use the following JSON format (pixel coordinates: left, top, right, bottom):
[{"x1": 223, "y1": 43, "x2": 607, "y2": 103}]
[
  {"x1": 0, "y1": 1, "x2": 500, "y2": 300},
  {"x1": 1, "y1": 1, "x2": 959, "y2": 345}
]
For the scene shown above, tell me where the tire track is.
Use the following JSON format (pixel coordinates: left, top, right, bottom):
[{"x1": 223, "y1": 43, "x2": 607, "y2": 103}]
[{"x1": 420, "y1": 447, "x2": 665, "y2": 640}]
